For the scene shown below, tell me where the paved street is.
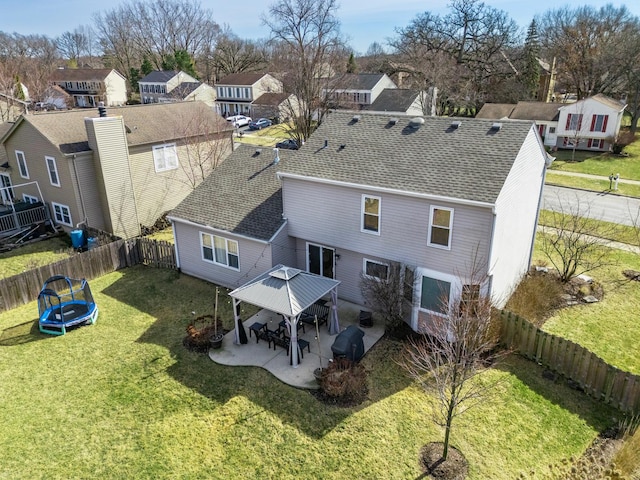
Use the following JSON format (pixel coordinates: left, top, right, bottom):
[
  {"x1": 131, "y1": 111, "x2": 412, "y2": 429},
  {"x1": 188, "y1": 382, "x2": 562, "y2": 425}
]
[{"x1": 543, "y1": 185, "x2": 640, "y2": 226}]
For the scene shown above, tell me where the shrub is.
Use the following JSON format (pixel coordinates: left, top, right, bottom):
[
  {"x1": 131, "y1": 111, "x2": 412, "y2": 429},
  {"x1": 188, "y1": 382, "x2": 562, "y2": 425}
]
[
  {"x1": 505, "y1": 269, "x2": 564, "y2": 326},
  {"x1": 320, "y1": 358, "x2": 367, "y2": 401}
]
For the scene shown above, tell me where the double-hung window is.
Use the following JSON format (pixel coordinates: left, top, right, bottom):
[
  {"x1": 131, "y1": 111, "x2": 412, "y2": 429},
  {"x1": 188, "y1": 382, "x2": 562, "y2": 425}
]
[
  {"x1": 15, "y1": 151, "x2": 29, "y2": 179},
  {"x1": 201, "y1": 232, "x2": 239, "y2": 270},
  {"x1": 46, "y1": 156, "x2": 60, "y2": 186},
  {"x1": 51, "y1": 202, "x2": 72, "y2": 226},
  {"x1": 361, "y1": 194, "x2": 380, "y2": 234},
  {"x1": 566, "y1": 113, "x2": 583, "y2": 131},
  {"x1": 363, "y1": 258, "x2": 389, "y2": 281},
  {"x1": 152, "y1": 143, "x2": 178, "y2": 172},
  {"x1": 428, "y1": 206, "x2": 453, "y2": 249},
  {"x1": 590, "y1": 114, "x2": 608, "y2": 132}
]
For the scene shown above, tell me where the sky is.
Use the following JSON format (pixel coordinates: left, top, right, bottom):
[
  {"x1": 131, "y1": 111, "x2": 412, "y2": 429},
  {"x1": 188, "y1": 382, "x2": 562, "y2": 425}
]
[{"x1": 1, "y1": 0, "x2": 639, "y2": 54}]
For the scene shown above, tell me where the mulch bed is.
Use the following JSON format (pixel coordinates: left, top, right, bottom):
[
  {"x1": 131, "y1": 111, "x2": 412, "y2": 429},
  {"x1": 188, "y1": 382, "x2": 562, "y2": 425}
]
[{"x1": 419, "y1": 442, "x2": 469, "y2": 480}]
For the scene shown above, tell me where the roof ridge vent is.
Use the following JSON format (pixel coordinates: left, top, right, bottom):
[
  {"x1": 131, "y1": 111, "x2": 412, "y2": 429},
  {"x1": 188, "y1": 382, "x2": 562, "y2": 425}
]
[
  {"x1": 491, "y1": 122, "x2": 503, "y2": 131},
  {"x1": 409, "y1": 117, "x2": 425, "y2": 128},
  {"x1": 450, "y1": 120, "x2": 461, "y2": 129}
]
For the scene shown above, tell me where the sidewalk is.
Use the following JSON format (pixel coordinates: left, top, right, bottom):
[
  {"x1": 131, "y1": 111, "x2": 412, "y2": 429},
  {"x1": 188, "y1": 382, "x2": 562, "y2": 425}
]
[{"x1": 550, "y1": 170, "x2": 640, "y2": 186}]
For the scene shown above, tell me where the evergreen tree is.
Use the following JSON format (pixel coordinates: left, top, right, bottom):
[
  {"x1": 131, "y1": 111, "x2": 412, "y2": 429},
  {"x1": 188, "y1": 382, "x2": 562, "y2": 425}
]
[
  {"x1": 141, "y1": 57, "x2": 153, "y2": 76},
  {"x1": 521, "y1": 20, "x2": 541, "y2": 100},
  {"x1": 346, "y1": 52, "x2": 357, "y2": 73},
  {"x1": 14, "y1": 76, "x2": 26, "y2": 101},
  {"x1": 162, "y1": 50, "x2": 198, "y2": 79}
]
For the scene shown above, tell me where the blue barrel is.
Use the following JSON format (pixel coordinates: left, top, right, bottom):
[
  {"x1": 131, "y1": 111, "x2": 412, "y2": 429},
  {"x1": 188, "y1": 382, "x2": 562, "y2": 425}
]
[
  {"x1": 87, "y1": 237, "x2": 98, "y2": 250},
  {"x1": 70, "y1": 229, "x2": 85, "y2": 248}
]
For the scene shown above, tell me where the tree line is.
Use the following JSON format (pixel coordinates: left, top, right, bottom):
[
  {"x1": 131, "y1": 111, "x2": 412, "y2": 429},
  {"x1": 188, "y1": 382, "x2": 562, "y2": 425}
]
[{"x1": 1, "y1": 0, "x2": 639, "y2": 133}]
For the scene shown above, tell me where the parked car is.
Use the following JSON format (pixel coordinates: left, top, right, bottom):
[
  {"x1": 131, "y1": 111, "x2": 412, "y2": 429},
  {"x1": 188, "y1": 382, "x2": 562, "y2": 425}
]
[
  {"x1": 275, "y1": 139, "x2": 299, "y2": 150},
  {"x1": 248, "y1": 118, "x2": 272, "y2": 130},
  {"x1": 226, "y1": 115, "x2": 252, "y2": 127}
]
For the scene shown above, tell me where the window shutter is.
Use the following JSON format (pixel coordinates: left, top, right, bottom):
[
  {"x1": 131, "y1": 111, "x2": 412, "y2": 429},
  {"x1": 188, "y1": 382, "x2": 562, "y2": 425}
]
[
  {"x1": 578, "y1": 114, "x2": 583, "y2": 130},
  {"x1": 602, "y1": 115, "x2": 608, "y2": 132},
  {"x1": 590, "y1": 116, "x2": 596, "y2": 131},
  {"x1": 587, "y1": 139, "x2": 592, "y2": 148},
  {"x1": 565, "y1": 115, "x2": 571, "y2": 129}
]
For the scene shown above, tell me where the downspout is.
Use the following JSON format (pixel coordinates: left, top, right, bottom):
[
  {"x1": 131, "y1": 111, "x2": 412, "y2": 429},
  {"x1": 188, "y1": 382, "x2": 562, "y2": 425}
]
[
  {"x1": 171, "y1": 219, "x2": 180, "y2": 270},
  {"x1": 486, "y1": 207, "x2": 497, "y2": 301}
]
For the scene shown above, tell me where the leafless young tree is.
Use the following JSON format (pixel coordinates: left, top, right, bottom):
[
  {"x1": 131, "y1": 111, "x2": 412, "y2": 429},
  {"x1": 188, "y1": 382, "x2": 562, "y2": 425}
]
[
  {"x1": 400, "y1": 258, "x2": 501, "y2": 463},
  {"x1": 540, "y1": 195, "x2": 620, "y2": 282},
  {"x1": 168, "y1": 103, "x2": 233, "y2": 189},
  {"x1": 263, "y1": 0, "x2": 346, "y2": 144}
]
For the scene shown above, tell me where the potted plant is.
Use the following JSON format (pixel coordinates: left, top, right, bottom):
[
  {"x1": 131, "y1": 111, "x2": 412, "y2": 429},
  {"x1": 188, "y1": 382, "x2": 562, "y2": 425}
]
[{"x1": 209, "y1": 287, "x2": 224, "y2": 349}]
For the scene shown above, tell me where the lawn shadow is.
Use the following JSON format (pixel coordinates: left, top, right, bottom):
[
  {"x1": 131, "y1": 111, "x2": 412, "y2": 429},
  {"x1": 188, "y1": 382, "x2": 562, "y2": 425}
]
[
  {"x1": 0, "y1": 318, "x2": 49, "y2": 346},
  {"x1": 100, "y1": 266, "x2": 413, "y2": 439},
  {"x1": 494, "y1": 354, "x2": 619, "y2": 432}
]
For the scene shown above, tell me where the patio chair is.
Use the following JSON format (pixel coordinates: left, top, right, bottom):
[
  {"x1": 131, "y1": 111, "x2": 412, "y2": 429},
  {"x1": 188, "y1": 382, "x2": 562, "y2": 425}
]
[
  {"x1": 299, "y1": 301, "x2": 329, "y2": 327},
  {"x1": 278, "y1": 317, "x2": 305, "y2": 335},
  {"x1": 249, "y1": 322, "x2": 266, "y2": 342}
]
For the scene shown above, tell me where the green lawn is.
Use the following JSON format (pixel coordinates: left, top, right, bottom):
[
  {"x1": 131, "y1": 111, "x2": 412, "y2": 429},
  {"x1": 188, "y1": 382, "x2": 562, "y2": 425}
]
[
  {"x1": 532, "y1": 242, "x2": 640, "y2": 375},
  {"x1": 549, "y1": 138, "x2": 640, "y2": 180},
  {"x1": 538, "y1": 209, "x2": 640, "y2": 245},
  {"x1": 545, "y1": 171, "x2": 640, "y2": 197},
  {"x1": 146, "y1": 227, "x2": 175, "y2": 243},
  {"x1": 0, "y1": 266, "x2": 616, "y2": 479},
  {"x1": 0, "y1": 236, "x2": 72, "y2": 277},
  {"x1": 235, "y1": 123, "x2": 294, "y2": 147}
]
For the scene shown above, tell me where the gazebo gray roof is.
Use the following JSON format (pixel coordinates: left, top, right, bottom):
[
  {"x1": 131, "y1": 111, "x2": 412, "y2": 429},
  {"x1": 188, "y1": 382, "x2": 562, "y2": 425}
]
[{"x1": 229, "y1": 264, "x2": 340, "y2": 317}]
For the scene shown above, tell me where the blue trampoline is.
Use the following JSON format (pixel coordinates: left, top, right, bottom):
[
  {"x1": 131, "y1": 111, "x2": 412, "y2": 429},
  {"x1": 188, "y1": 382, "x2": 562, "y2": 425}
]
[{"x1": 38, "y1": 275, "x2": 99, "y2": 336}]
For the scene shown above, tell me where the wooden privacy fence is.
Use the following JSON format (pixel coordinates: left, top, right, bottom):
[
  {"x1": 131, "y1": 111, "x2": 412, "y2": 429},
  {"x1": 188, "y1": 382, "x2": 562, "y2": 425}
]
[
  {"x1": 0, "y1": 237, "x2": 176, "y2": 312},
  {"x1": 501, "y1": 311, "x2": 640, "y2": 415}
]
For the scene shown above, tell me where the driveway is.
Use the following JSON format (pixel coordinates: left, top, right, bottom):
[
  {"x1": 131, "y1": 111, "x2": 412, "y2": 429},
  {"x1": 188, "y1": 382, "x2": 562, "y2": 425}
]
[{"x1": 543, "y1": 185, "x2": 640, "y2": 226}]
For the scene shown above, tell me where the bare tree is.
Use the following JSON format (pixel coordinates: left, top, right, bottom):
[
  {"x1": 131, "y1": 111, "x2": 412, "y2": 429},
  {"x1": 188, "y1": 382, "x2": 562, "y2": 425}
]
[
  {"x1": 360, "y1": 262, "x2": 411, "y2": 331},
  {"x1": 390, "y1": 0, "x2": 519, "y2": 114},
  {"x1": 212, "y1": 33, "x2": 267, "y2": 78},
  {"x1": 57, "y1": 28, "x2": 90, "y2": 66},
  {"x1": 168, "y1": 103, "x2": 233, "y2": 189},
  {"x1": 540, "y1": 195, "x2": 620, "y2": 282},
  {"x1": 400, "y1": 258, "x2": 500, "y2": 465},
  {"x1": 263, "y1": 0, "x2": 346, "y2": 144},
  {"x1": 538, "y1": 5, "x2": 640, "y2": 100}
]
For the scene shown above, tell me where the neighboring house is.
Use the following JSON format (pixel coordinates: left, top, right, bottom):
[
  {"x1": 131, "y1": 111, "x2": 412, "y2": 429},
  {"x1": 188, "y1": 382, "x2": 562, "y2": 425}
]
[
  {"x1": 251, "y1": 92, "x2": 301, "y2": 123},
  {"x1": 476, "y1": 101, "x2": 561, "y2": 147},
  {"x1": 0, "y1": 102, "x2": 233, "y2": 238},
  {"x1": 138, "y1": 71, "x2": 217, "y2": 106},
  {"x1": 324, "y1": 73, "x2": 397, "y2": 110},
  {"x1": 169, "y1": 112, "x2": 551, "y2": 333},
  {"x1": 50, "y1": 68, "x2": 128, "y2": 107},
  {"x1": 555, "y1": 93, "x2": 627, "y2": 151},
  {"x1": 365, "y1": 88, "x2": 438, "y2": 117},
  {"x1": 40, "y1": 85, "x2": 72, "y2": 110},
  {"x1": 215, "y1": 73, "x2": 283, "y2": 117}
]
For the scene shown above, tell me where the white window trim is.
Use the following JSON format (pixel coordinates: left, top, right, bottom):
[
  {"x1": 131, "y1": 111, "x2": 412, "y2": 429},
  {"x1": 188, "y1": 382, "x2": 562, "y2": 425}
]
[
  {"x1": 427, "y1": 205, "x2": 454, "y2": 250},
  {"x1": 152, "y1": 143, "x2": 179, "y2": 173},
  {"x1": 415, "y1": 267, "x2": 461, "y2": 317},
  {"x1": 51, "y1": 202, "x2": 72, "y2": 227},
  {"x1": 200, "y1": 232, "x2": 240, "y2": 271},
  {"x1": 306, "y1": 242, "x2": 335, "y2": 278},
  {"x1": 361, "y1": 194, "x2": 381, "y2": 235},
  {"x1": 23, "y1": 194, "x2": 39, "y2": 204},
  {"x1": 45, "y1": 156, "x2": 60, "y2": 187},
  {"x1": 363, "y1": 258, "x2": 389, "y2": 281},
  {"x1": 15, "y1": 150, "x2": 29, "y2": 179}
]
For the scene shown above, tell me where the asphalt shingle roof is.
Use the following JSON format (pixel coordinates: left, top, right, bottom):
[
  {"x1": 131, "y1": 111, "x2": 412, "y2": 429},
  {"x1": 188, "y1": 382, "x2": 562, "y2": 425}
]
[
  {"x1": 585, "y1": 93, "x2": 626, "y2": 111},
  {"x1": 139, "y1": 71, "x2": 179, "y2": 83},
  {"x1": 330, "y1": 73, "x2": 388, "y2": 91},
  {"x1": 252, "y1": 92, "x2": 290, "y2": 106},
  {"x1": 510, "y1": 102, "x2": 560, "y2": 121},
  {"x1": 216, "y1": 73, "x2": 269, "y2": 86},
  {"x1": 12, "y1": 102, "x2": 231, "y2": 154},
  {"x1": 365, "y1": 89, "x2": 420, "y2": 112},
  {"x1": 50, "y1": 69, "x2": 120, "y2": 81},
  {"x1": 170, "y1": 145, "x2": 290, "y2": 240},
  {"x1": 279, "y1": 111, "x2": 535, "y2": 205},
  {"x1": 475, "y1": 103, "x2": 516, "y2": 120}
]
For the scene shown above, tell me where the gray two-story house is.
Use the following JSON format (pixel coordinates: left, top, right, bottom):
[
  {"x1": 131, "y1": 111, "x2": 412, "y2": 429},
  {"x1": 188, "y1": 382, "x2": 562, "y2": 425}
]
[{"x1": 169, "y1": 112, "x2": 551, "y2": 332}]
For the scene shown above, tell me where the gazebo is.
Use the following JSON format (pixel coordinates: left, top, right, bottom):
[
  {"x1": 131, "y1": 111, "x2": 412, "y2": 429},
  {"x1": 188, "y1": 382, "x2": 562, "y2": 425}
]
[{"x1": 229, "y1": 264, "x2": 341, "y2": 367}]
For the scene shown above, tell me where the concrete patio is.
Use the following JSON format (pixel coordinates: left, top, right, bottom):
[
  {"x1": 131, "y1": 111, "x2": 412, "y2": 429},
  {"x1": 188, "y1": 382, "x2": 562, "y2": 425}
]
[{"x1": 208, "y1": 299, "x2": 385, "y2": 389}]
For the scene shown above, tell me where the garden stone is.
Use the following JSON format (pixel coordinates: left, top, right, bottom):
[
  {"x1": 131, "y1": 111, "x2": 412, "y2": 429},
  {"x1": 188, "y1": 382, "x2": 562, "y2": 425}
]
[
  {"x1": 582, "y1": 295, "x2": 599, "y2": 304},
  {"x1": 576, "y1": 274, "x2": 593, "y2": 284}
]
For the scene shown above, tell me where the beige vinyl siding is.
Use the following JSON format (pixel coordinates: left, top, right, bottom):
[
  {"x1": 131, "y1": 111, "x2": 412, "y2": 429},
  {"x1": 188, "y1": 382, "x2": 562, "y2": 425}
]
[
  {"x1": 69, "y1": 152, "x2": 106, "y2": 230},
  {"x1": 282, "y1": 177, "x2": 493, "y2": 277},
  {"x1": 173, "y1": 220, "x2": 275, "y2": 289},
  {"x1": 85, "y1": 117, "x2": 139, "y2": 238},
  {"x1": 490, "y1": 127, "x2": 547, "y2": 307},
  {"x1": 3, "y1": 121, "x2": 82, "y2": 231}
]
